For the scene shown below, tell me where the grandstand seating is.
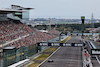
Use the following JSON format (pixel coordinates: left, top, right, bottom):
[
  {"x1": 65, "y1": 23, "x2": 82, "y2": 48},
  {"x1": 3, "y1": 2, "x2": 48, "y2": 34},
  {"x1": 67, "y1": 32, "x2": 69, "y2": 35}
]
[
  {"x1": 49, "y1": 29, "x2": 60, "y2": 34},
  {"x1": 0, "y1": 21, "x2": 59, "y2": 48}
]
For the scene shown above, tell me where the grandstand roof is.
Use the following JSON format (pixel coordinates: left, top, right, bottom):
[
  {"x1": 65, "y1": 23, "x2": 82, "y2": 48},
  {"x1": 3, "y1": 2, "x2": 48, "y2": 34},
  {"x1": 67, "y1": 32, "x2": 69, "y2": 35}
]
[
  {"x1": 18, "y1": 7, "x2": 34, "y2": 10},
  {"x1": 11, "y1": 5, "x2": 34, "y2": 10},
  {"x1": 0, "y1": 8, "x2": 25, "y2": 14}
]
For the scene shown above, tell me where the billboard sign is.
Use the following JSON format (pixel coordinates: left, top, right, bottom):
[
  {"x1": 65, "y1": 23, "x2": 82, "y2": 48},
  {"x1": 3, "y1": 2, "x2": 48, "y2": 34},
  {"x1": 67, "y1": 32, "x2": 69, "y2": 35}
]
[{"x1": 37, "y1": 42, "x2": 83, "y2": 47}]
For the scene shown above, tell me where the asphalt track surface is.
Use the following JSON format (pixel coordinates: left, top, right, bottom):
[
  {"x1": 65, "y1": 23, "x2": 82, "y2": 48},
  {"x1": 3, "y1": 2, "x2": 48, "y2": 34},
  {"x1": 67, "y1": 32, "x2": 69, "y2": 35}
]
[
  {"x1": 39, "y1": 36, "x2": 82, "y2": 67},
  {"x1": 66, "y1": 36, "x2": 82, "y2": 44}
]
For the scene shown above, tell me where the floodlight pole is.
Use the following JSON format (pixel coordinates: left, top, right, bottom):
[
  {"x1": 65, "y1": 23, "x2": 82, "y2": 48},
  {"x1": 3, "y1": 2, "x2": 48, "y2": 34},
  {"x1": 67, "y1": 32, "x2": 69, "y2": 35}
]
[{"x1": 81, "y1": 16, "x2": 85, "y2": 39}]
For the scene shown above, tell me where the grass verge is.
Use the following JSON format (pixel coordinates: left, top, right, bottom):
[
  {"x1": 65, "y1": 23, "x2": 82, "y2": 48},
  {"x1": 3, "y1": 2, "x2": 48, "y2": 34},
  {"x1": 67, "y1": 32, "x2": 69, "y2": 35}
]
[
  {"x1": 43, "y1": 47, "x2": 57, "y2": 52},
  {"x1": 28, "y1": 47, "x2": 57, "y2": 67},
  {"x1": 34, "y1": 54, "x2": 50, "y2": 61},
  {"x1": 28, "y1": 63, "x2": 39, "y2": 67}
]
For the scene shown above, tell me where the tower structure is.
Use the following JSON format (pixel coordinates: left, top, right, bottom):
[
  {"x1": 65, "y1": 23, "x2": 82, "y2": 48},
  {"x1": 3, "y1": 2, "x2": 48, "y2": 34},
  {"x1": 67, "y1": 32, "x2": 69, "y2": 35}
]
[
  {"x1": 91, "y1": 13, "x2": 94, "y2": 28},
  {"x1": 48, "y1": 18, "x2": 51, "y2": 31}
]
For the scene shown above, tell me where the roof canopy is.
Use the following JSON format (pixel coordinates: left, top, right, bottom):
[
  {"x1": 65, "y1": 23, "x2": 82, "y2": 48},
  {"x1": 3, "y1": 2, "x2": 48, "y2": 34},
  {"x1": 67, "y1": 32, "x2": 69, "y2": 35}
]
[
  {"x1": 11, "y1": 5, "x2": 34, "y2": 10},
  {"x1": 0, "y1": 9, "x2": 25, "y2": 14}
]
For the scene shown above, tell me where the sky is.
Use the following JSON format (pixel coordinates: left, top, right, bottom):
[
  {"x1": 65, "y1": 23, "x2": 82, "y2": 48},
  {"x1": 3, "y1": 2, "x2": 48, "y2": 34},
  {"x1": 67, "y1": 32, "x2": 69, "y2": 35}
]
[{"x1": 0, "y1": 0, "x2": 100, "y2": 19}]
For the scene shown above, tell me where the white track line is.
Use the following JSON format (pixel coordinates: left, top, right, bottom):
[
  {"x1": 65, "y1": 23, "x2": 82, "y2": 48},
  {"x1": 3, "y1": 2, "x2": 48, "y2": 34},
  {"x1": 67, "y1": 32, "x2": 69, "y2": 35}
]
[
  {"x1": 95, "y1": 55, "x2": 100, "y2": 64},
  {"x1": 37, "y1": 47, "x2": 61, "y2": 67}
]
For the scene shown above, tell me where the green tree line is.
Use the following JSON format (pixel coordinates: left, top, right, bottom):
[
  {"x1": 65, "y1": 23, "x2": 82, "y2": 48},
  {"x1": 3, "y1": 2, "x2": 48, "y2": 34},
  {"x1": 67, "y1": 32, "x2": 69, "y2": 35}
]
[{"x1": 34, "y1": 23, "x2": 100, "y2": 33}]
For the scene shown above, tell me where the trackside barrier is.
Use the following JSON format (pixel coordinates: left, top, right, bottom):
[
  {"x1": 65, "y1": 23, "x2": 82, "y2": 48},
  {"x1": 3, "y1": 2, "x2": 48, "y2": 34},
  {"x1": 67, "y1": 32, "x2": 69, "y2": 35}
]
[
  {"x1": 8, "y1": 59, "x2": 30, "y2": 67},
  {"x1": 90, "y1": 42, "x2": 96, "y2": 49}
]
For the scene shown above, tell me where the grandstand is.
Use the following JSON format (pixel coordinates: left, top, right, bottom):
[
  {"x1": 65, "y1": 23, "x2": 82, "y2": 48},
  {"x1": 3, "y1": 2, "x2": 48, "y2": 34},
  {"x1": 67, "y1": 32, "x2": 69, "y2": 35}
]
[
  {"x1": 0, "y1": 5, "x2": 60, "y2": 49},
  {"x1": 0, "y1": 21, "x2": 59, "y2": 47},
  {"x1": 0, "y1": 5, "x2": 60, "y2": 67}
]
